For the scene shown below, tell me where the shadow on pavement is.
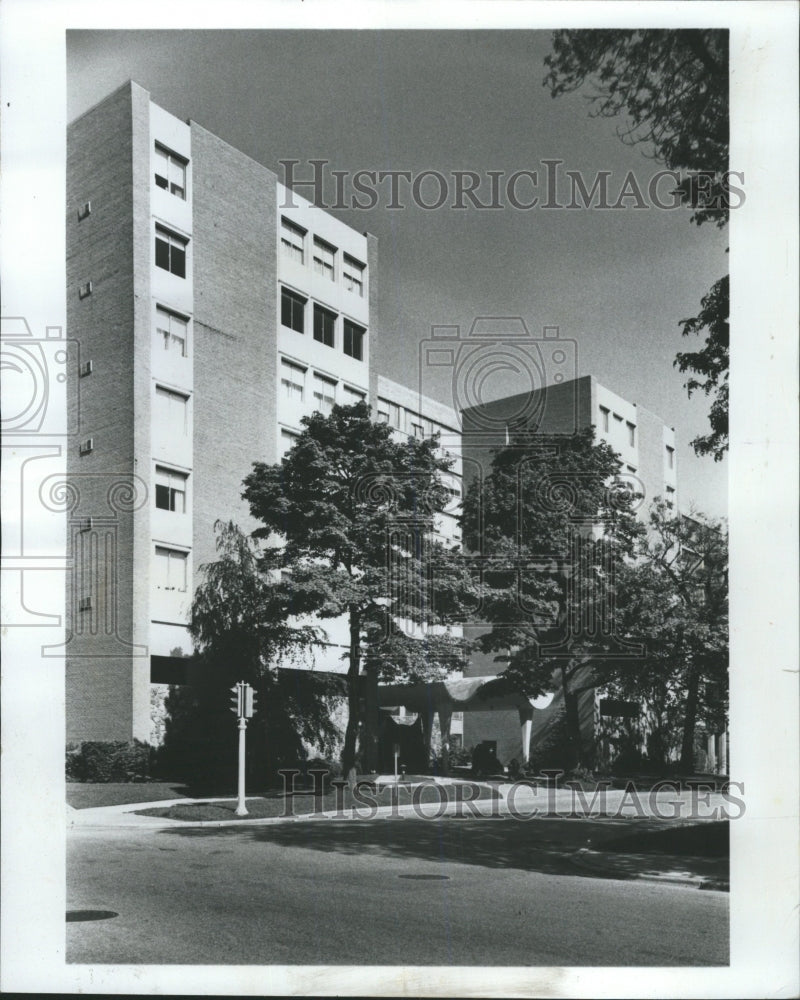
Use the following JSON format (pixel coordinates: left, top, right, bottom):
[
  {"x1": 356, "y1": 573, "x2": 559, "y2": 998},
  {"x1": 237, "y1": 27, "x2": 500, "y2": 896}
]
[{"x1": 158, "y1": 814, "x2": 728, "y2": 885}]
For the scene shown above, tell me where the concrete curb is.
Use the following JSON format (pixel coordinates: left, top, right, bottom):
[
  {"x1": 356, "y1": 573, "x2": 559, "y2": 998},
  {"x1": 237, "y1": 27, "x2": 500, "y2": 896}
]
[{"x1": 570, "y1": 847, "x2": 729, "y2": 891}]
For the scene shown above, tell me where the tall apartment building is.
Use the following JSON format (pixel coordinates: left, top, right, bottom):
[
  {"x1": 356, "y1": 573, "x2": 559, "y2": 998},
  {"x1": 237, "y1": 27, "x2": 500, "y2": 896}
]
[
  {"x1": 66, "y1": 82, "x2": 470, "y2": 745},
  {"x1": 459, "y1": 374, "x2": 678, "y2": 763}
]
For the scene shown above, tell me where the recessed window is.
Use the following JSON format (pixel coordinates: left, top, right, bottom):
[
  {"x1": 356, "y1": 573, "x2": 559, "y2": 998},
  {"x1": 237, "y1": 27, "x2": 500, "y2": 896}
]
[
  {"x1": 281, "y1": 218, "x2": 305, "y2": 264},
  {"x1": 411, "y1": 422, "x2": 424, "y2": 439},
  {"x1": 154, "y1": 386, "x2": 189, "y2": 434},
  {"x1": 280, "y1": 359, "x2": 305, "y2": 402},
  {"x1": 280, "y1": 428, "x2": 300, "y2": 457},
  {"x1": 155, "y1": 466, "x2": 187, "y2": 513},
  {"x1": 312, "y1": 373, "x2": 336, "y2": 415},
  {"x1": 343, "y1": 254, "x2": 365, "y2": 296},
  {"x1": 313, "y1": 238, "x2": 336, "y2": 281},
  {"x1": 665, "y1": 485, "x2": 676, "y2": 510},
  {"x1": 281, "y1": 287, "x2": 306, "y2": 333},
  {"x1": 343, "y1": 320, "x2": 365, "y2": 361},
  {"x1": 155, "y1": 227, "x2": 187, "y2": 278},
  {"x1": 343, "y1": 385, "x2": 366, "y2": 404},
  {"x1": 666, "y1": 445, "x2": 675, "y2": 469},
  {"x1": 155, "y1": 144, "x2": 187, "y2": 199},
  {"x1": 613, "y1": 413, "x2": 623, "y2": 426},
  {"x1": 599, "y1": 406, "x2": 610, "y2": 432},
  {"x1": 377, "y1": 408, "x2": 389, "y2": 422},
  {"x1": 313, "y1": 305, "x2": 336, "y2": 348},
  {"x1": 627, "y1": 421, "x2": 636, "y2": 446},
  {"x1": 155, "y1": 306, "x2": 189, "y2": 356},
  {"x1": 154, "y1": 546, "x2": 188, "y2": 592}
]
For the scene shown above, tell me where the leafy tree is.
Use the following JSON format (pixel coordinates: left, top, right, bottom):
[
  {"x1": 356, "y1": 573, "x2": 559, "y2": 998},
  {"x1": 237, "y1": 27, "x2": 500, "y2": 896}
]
[
  {"x1": 242, "y1": 401, "x2": 473, "y2": 775},
  {"x1": 461, "y1": 428, "x2": 644, "y2": 768},
  {"x1": 611, "y1": 501, "x2": 728, "y2": 770},
  {"x1": 544, "y1": 29, "x2": 730, "y2": 459},
  {"x1": 160, "y1": 521, "x2": 341, "y2": 788}
]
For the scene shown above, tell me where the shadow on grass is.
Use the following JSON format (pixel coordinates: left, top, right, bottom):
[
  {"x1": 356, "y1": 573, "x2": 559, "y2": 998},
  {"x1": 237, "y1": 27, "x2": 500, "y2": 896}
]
[{"x1": 157, "y1": 813, "x2": 728, "y2": 884}]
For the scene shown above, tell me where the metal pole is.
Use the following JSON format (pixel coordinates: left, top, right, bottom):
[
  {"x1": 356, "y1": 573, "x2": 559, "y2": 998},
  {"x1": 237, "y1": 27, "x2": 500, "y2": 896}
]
[{"x1": 235, "y1": 716, "x2": 248, "y2": 816}]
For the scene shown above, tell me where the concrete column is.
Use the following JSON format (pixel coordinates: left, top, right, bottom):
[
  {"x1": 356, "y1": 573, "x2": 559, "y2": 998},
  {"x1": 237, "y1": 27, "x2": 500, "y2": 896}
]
[
  {"x1": 706, "y1": 733, "x2": 716, "y2": 774},
  {"x1": 718, "y1": 731, "x2": 728, "y2": 775},
  {"x1": 438, "y1": 707, "x2": 453, "y2": 776},
  {"x1": 519, "y1": 703, "x2": 534, "y2": 764}
]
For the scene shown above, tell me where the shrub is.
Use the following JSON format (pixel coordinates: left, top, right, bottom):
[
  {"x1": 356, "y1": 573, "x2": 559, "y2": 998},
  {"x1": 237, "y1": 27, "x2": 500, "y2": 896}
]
[{"x1": 65, "y1": 740, "x2": 152, "y2": 782}]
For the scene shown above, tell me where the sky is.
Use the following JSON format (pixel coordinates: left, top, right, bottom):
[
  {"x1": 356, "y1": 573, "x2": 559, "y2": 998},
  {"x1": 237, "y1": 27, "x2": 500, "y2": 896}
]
[{"x1": 67, "y1": 29, "x2": 729, "y2": 518}]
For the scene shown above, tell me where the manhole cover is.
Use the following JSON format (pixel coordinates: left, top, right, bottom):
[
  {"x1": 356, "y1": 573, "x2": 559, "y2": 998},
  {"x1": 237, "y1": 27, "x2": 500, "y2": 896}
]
[
  {"x1": 66, "y1": 909, "x2": 118, "y2": 922},
  {"x1": 397, "y1": 874, "x2": 450, "y2": 881}
]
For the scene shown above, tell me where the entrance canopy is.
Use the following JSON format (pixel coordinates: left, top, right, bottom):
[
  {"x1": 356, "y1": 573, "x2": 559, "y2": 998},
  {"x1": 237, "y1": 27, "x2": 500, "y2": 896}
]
[{"x1": 378, "y1": 676, "x2": 554, "y2": 766}]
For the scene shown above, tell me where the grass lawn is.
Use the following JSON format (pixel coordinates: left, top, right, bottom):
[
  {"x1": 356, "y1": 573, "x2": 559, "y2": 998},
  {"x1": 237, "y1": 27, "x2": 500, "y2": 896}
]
[
  {"x1": 67, "y1": 781, "x2": 193, "y2": 810},
  {"x1": 136, "y1": 781, "x2": 502, "y2": 822}
]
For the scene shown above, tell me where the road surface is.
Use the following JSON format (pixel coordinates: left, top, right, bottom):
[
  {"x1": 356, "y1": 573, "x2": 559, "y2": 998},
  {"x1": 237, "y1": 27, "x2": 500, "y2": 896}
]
[{"x1": 67, "y1": 817, "x2": 728, "y2": 966}]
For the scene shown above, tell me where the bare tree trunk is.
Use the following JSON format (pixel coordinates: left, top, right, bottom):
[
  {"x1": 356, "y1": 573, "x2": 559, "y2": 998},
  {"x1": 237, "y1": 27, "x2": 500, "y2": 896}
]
[{"x1": 341, "y1": 606, "x2": 361, "y2": 779}]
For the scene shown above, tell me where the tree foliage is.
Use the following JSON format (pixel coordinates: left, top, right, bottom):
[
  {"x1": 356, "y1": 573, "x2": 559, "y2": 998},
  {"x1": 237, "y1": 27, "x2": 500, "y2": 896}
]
[
  {"x1": 242, "y1": 401, "x2": 474, "y2": 774},
  {"x1": 159, "y1": 520, "x2": 342, "y2": 788},
  {"x1": 461, "y1": 428, "x2": 644, "y2": 767},
  {"x1": 544, "y1": 29, "x2": 730, "y2": 459},
  {"x1": 611, "y1": 501, "x2": 728, "y2": 769}
]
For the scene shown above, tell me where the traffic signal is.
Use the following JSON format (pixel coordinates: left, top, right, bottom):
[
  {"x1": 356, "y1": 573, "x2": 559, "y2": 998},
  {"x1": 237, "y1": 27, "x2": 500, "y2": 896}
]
[
  {"x1": 230, "y1": 682, "x2": 243, "y2": 717},
  {"x1": 244, "y1": 686, "x2": 257, "y2": 719}
]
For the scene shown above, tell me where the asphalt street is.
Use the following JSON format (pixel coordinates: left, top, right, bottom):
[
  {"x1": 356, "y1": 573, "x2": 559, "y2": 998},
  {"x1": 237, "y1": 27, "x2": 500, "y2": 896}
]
[{"x1": 67, "y1": 817, "x2": 729, "y2": 966}]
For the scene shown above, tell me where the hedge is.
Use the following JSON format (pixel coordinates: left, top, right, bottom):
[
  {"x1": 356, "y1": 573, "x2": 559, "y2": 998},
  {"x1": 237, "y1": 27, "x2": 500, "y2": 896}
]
[{"x1": 66, "y1": 740, "x2": 152, "y2": 782}]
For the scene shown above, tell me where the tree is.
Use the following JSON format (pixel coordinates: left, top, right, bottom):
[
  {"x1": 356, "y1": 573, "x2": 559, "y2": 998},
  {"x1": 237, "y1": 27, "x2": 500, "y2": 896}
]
[
  {"x1": 242, "y1": 401, "x2": 473, "y2": 775},
  {"x1": 461, "y1": 428, "x2": 644, "y2": 768},
  {"x1": 611, "y1": 501, "x2": 728, "y2": 770},
  {"x1": 544, "y1": 29, "x2": 730, "y2": 459},
  {"x1": 161, "y1": 520, "x2": 342, "y2": 788}
]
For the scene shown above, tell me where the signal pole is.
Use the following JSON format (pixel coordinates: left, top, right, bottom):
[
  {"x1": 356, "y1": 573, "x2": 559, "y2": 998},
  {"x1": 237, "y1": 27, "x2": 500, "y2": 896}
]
[{"x1": 230, "y1": 680, "x2": 257, "y2": 817}]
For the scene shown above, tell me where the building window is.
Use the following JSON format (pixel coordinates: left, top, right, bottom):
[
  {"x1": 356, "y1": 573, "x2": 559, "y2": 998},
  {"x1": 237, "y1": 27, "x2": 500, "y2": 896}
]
[
  {"x1": 280, "y1": 428, "x2": 300, "y2": 458},
  {"x1": 155, "y1": 306, "x2": 189, "y2": 356},
  {"x1": 155, "y1": 546, "x2": 188, "y2": 592},
  {"x1": 377, "y1": 408, "x2": 389, "y2": 422},
  {"x1": 312, "y1": 373, "x2": 336, "y2": 415},
  {"x1": 155, "y1": 226, "x2": 187, "y2": 278},
  {"x1": 154, "y1": 144, "x2": 187, "y2": 199},
  {"x1": 281, "y1": 218, "x2": 305, "y2": 264},
  {"x1": 343, "y1": 254, "x2": 365, "y2": 296},
  {"x1": 155, "y1": 466, "x2": 188, "y2": 513},
  {"x1": 313, "y1": 237, "x2": 336, "y2": 281},
  {"x1": 613, "y1": 412, "x2": 623, "y2": 426},
  {"x1": 343, "y1": 385, "x2": 366, "y2": 404},
  {"x1": 280, "y1": 359, "x2": 305, "y2": 402},
  {"x1": 666, "y1": 485, "x2": 676, "y2": 510},
  {"x1": 411, "y1": 422, "x2": 424, "y2": 439},
  {"x1": 313, "y1": 305, "x2": 336, "y2": 348},
  {"x1": 281, "y1": 287, "x2": 306, "y2": 333},
  {"x1": 666, "y1": 445, "x2": 675, "y2": 469},
  {"x1": 343, "y1": 320, "x2": 365, "y2": 361},
  {"x1": 154, "y1": 386, "x2": 189, "y2": 434},
  {"x1": 627, "y1": 421, "x2": 636, "y2": 446},
  {"x1": 599, "y1": 406, "x2": 610, "y2": 432}
]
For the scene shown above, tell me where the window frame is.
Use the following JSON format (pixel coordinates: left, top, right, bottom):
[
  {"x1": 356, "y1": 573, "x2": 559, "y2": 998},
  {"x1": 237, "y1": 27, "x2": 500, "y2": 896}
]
[
  {"x1": 313, "y1": 304, "x2": 336, "y2": 349},
  {"x1": 312, "y1": 237, "x2": 336, "y2": 281},
  {"x1": 312, "y1": 372, "x2": 337, "y2": 415},
  {"x1": 154, "y1": 143, "x2": 188, "y2": 200},
  {"x1": 155, "y1": 226, "x2": 188, "y2": 278},
  {"x1": 280, "y1": 358, "x2": 306, "y2": 402},
  {"x1": 155, "y1": 305, "x2": 190, "y2": 357},
  {"x1": 343, "y1": 319, "x2": 366, "y2": 361},
  {"x1": 154, "y1": 385, "x2": 190, "y2": 435},
  {"x1": 599, "y1": 405, "x2": 610, "y2": 432},
  {"x1": 154, "y1": 545, "x2": 189, "y2": 592},
  {"x1": 343, "y1": 254, "x2": 366, "y2": 296},
  {"x1": 154, "y1": 465, "x2": 188, "y2": 514},
  {"x1": 280, "y1": 287, "x2": 307, "y2": 333},
  {"x1": 280, "y1": 217, "x2": 306, "y2": 265}
]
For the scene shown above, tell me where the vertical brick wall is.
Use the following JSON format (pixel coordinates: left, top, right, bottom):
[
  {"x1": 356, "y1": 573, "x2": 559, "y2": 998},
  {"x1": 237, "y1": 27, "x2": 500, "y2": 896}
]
[
  {"x1": 190, "y1": 123, "x2": 277, "y2": 576},
  {"x1": 66, "y1": 82, "x2": 143, "y2": 741}
]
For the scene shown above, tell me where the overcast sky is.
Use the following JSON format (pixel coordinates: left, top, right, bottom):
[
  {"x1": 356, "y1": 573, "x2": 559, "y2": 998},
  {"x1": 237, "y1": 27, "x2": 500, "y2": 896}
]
[{"x1": 68, "y1": 29, "x2": 729, "y2": 518}]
